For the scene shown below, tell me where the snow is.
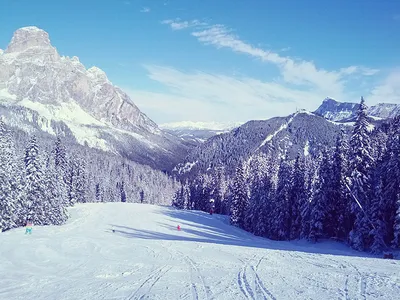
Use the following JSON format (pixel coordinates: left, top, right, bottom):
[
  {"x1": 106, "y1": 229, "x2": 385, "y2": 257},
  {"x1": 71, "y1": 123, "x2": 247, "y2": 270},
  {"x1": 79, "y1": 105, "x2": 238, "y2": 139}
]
[
  {"x1": 257, "y1": 113, "x2": 297, "y2": 150},
  {"x1": 0, "y1": 89, "x2": 17, "y2": 101},
  {"x1": 16, "y1": 98, "x2": 161, "y2": 151},
  {"x1": 0, "y1": 203, "x2": 399, "y2": 300},
  {"x1": 18, "y1": 26, "x2": 44, "y2": 33},
  {"x1": 174, "y1": 161, "x2": 197, "y2": 174},
  {"x1": 304, "y1": 140, "x2": 310, "y2": 156},
  {"x1": 160, "y1": 121, "x2": 243, "y2": 131}
]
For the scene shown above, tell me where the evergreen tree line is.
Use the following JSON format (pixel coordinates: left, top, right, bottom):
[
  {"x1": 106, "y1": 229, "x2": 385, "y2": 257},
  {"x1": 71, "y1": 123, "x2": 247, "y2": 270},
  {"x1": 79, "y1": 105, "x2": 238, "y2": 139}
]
[
  {"x1": 173, "y1": 98, "x2": 400, "y2": 253},
  {"x1": 0, "y1": 120, "x2": 179, "y2": 232}
]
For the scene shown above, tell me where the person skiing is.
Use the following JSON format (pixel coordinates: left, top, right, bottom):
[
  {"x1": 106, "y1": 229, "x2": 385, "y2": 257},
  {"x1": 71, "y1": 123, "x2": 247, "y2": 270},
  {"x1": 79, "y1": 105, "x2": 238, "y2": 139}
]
[
  {"x1": 25, "y1": 221, "x2": 33, "y2": 234},
  {"x1": 209, "y1": 199, "x2": 215, "y2": 215}
]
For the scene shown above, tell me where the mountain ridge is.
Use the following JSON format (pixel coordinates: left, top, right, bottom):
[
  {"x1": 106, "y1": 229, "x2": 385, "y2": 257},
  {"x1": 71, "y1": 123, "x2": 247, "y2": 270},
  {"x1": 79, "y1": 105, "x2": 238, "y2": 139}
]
[{"x1": 0, "y1": 26, "x2": 188, "y2": 170}]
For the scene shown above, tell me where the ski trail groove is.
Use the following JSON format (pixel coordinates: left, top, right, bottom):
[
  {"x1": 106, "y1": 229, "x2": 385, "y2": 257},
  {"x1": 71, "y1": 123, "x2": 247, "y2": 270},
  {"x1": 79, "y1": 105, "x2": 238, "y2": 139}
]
[
  {"x1": 163, "y1": 244, "x2": 213, "y2": 300},
  {"x1": 344, "y1": 261, "x2": 367, "y2": 300},
  {"x1": 237, "y1": 264, "x2": 253, "y2": 299},
  {"x1": 127, "y1": 265, "x2": 170, "y2": 300},
  {"x1": 344, "y1": 275, "x2": 349, "y2": 300},
  {"x1": 185, "y1": 255, "x2": 213, "y2": 300},
  {"x1": 251, "y1": 265, "x2": 276, "y2": 300}
]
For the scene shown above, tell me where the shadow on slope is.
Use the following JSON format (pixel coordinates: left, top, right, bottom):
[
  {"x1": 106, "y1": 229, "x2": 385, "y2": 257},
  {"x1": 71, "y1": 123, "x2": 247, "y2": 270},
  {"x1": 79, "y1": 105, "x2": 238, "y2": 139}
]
[{"x1": 110, "y1": 207, "x2": 394, "y2": 260}]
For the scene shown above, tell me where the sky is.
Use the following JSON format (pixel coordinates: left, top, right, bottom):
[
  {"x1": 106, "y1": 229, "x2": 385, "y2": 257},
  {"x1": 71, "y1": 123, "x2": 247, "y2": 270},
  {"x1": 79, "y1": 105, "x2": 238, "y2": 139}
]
[{"x1": 1, "y1": 0, "x2": 400, "y2": 125}]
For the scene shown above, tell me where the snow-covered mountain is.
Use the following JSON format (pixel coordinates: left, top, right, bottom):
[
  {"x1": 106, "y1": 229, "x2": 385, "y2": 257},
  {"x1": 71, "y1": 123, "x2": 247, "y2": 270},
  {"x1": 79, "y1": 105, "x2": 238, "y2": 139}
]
[
  {"x1": 160, "y1": 121, "x2": 242, "y2": 147},
  {"x1": 174, "y1": 110, "x2": 348, "y2": 177},
  {"x1": 0, "y1": 26, "x2": 188, "y2": 171},
  {"x1": 315, "y1": 97, "x2": 400, "y2": 122}
]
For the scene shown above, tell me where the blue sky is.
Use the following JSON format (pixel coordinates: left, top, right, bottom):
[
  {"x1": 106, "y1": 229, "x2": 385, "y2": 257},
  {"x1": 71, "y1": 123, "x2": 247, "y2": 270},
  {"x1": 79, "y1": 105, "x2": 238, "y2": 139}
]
[{"x1": 1, "y1": 0, "x2": 400, "y2": 124}]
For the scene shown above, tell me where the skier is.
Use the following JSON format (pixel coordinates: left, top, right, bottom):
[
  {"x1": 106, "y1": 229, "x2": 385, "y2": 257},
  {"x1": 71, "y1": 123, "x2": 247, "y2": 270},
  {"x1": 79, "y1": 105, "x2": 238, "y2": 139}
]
[
  {"x1": 209, "y1": 199, "x2": 215, "y2": 215},
  {"x1": 25, "y1": 221, "x2": 33, "y2": 235}
]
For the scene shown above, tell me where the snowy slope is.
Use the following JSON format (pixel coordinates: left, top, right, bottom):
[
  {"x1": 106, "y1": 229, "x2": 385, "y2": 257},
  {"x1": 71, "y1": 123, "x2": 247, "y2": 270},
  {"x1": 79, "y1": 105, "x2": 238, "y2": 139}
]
[{"x1": 1, "y1": 203, "x2": 399, "y2": 300}]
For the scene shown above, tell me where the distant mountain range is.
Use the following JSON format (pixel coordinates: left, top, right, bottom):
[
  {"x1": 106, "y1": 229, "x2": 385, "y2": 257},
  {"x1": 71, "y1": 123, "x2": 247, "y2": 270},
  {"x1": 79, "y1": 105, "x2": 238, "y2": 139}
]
[
  {"x1": 314, "y1": 98, "x2": 400, "y2": 122},
  {"x1": 0, "y1": 26, "x2": 188, "y2": 171},
  {"x1": 160, "y1": 121, "x2": 242, "y2": 147},
  {"x1": 174, "y1": 99, "x2": 399, "y2": 178}
]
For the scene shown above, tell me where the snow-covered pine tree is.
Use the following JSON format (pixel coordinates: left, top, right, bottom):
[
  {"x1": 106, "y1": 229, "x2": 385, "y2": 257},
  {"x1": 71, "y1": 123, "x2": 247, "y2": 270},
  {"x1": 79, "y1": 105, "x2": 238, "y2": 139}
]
[
  {"x1": 393, "y1": 194, "x2": 400, "y2": 248},
  {"x1": 43, "y1": 152, "x2": 68, "y2": 225},
  {"x1": 300, "y1": 155, "x2": 318, "y2": 239},
  {"x1": 287, "y1": 154, "x2": 306, "y2": 240},
  {"x1": 0, "y1": 119, "x2": 18, "y2": 231},
  {"x1": 211, "y1": 167, "x2": 226, "y2": 214},
  {"x1": 120, "y1": 181, "x2": 127, "y2": 202},
  {"x1": 75, "y1": 157, "x2": 87, "y2": 203},
  {"x1": 53, "y1": 136, "x2": 69, "y2": 206},
  {"x1": 370, "y1": 178, "x2": 387, "y2": 253},
  {"x1": 230, "y1": 163, "x2": 248, "y2": 228},
  {"x1": 309, "y1": 149, "x2": 330, "y2": 242},
  {"x1": 273, "y1": 155, "x2": 293, "y2": 240},
  {"x1": 66, "y1": 157, "x2": 78, "y2": 205},
  {"x1": 348, "y1": 97, "x2": 375, "y2": 251},
  {"x1": 382, "y1": 115, "x2": 400, "y2": 248},
  {"x1": 24, "y1": 135, "x2": 47, "y2": 225},
  {"x1": 172, "y1": 185, "x2": 185, "y2": 209},
  {"x1": 331, "y1": 131, "x2": 350, "y2": 240}
]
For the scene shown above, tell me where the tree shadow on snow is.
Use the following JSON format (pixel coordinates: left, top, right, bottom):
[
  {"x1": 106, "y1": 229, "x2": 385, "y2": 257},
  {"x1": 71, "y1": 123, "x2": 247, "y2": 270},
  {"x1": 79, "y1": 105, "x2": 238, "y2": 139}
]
[{"x1": 110, "y1": 207, "x2": 398, "y2": 261}]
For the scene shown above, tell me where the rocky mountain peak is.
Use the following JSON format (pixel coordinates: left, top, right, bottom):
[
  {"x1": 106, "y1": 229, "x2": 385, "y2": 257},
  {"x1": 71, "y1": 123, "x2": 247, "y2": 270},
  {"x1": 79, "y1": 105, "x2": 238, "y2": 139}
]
[{"x1": 5, "y1": 26, "x2": 52, "y2": 53}]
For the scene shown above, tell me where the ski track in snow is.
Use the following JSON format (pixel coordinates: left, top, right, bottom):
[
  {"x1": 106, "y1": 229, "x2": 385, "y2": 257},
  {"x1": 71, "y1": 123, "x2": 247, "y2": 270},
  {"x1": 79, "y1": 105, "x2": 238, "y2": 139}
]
[{"x1": 0, "y1": 203, "x2": 400, "y2": 300}]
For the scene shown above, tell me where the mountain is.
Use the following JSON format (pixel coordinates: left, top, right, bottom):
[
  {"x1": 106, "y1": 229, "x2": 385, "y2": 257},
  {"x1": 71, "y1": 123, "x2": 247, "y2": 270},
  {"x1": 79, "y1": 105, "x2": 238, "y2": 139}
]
[
  {"x1": 0, "y1": 26, "x2": 188, "y2": 171},
  {"x1": 160, "y1": 121, "x2": 242, "y2": 147},
  {"x1": 315, "y1": 98, "x2": 400, "y2": 122},
  {"x1": 174, "y1": 110, "x2": 348, "y2": 177}
]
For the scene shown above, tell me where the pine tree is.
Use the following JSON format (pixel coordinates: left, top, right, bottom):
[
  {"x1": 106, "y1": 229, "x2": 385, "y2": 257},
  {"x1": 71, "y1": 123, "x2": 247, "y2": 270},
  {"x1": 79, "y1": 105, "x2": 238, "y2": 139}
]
[
  {"x1": 43, "y1": 153, "x2": 68, "y2": 225},
  {"x1": 75, "y1": 158, "x2": 87, "y2": 203},
  {"x1": 0, "y1": 120, "x2": 17, "y2": 231},
  {"x1": 24, "y1": 135, "x2": 47, "y2": 225},
  {"x1": 173, "y1": 185, "x2": 185, "y2": 209},
  {"x1": 287, "y1": 154, "x2": 306, "y2": 240},
  {"x1": 348, "y1": 97, "x2": 375, "y2": 251},
  {"x1": 393, "y1": 194, "x2": 400, "y2": 248},
  {"x1": 230, "y1": 163, "x2": 248, "y2": 228},
  {"x1": 331, "y1": 131, "x2": 350, "y2": 240},
  {"x1": 309, "y1": 150, "x2": 330, "y2": 242},
  {"x1": 370, "y1": 178, "x2": 387, "y2": 253},
  {"x1": 382, "y1": 115, "x2": 400, "y2": 248},
  {"x1": 273, "y1": 156, "x2": 293, "y2": 240},
  {"x1": 53, "y1": 136, "x2": 69, "y2": 206}
]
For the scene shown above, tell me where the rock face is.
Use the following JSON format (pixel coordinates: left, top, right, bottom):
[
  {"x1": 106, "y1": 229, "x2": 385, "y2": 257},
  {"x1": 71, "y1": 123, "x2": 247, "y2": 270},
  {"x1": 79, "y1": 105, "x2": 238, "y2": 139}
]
[
  {"x1": 0, "y1": 26, "x2": 188, "y2": 171},
  {"x1": 315, "y1": 98, "x2": 400, "y2": 122}
]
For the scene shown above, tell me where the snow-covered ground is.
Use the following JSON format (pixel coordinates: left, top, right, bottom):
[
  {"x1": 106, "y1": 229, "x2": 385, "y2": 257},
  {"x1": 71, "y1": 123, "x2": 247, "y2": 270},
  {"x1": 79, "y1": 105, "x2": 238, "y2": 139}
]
[{"x1": 0, "y1": 203, "x2": 399, "y2": 300}]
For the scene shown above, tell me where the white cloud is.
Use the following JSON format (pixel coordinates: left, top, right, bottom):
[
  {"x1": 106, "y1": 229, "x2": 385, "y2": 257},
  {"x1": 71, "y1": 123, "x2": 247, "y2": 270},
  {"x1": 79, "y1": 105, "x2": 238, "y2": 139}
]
[
  {"x1": 161, "y1": 19, "x2": 207, "y2": 30},
  {"x1": 189, "y1": 23, "x2": 379, "y2": 96},
  {"x1": 140, "y1": 7, "x2": 150, "y2": 13},
  {"x1": 125, "y1": 65, "x2": 334, "y2": 123},
  {"x1": 368, "y1": 70, "x2": 400, "y2": 104},
  {"x1": 123, "y1": 19, "x2": 396, "y2": 123}
]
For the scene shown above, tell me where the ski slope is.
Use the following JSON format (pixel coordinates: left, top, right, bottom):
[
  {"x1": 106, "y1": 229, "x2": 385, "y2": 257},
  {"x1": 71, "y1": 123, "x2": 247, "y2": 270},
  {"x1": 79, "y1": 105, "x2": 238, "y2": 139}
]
[{"x1": 0, "y1": 203, "x2": 399, "y2": 300}]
